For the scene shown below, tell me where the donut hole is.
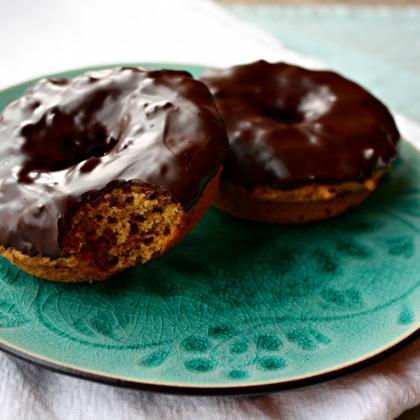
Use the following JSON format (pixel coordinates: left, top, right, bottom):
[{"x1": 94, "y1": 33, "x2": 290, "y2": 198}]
[
  {"x1": 19, "y1": 107, "x2": 118, "y2": 176},
  {"x1": 258, "y1": 101, "x2": 304, "y2": 125},
  {"x1": 63, "y1": 184, "x2": 183, "y2": 273}
]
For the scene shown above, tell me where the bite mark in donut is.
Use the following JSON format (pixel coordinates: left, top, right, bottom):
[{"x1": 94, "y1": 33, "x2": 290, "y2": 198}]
[{"x1": 0, "y1": 67, "x2": 227, "y2": 281}]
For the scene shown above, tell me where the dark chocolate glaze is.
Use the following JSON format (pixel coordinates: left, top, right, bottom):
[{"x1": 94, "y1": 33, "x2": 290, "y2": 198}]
[
  {"x1": 201, "y1": 60, "x2": 400, "y2": 189},
  {"x1": 0, "y1": 67, "x2": 227, "y2": 258}
]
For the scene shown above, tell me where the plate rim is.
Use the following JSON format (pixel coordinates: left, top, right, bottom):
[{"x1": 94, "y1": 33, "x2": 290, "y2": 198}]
[
  {"x1": 0, "y1": 61, "x2": 208, "y2": 93},
  {"x1": 0, "y1": 62, "x2": 419, "y2": 395},
  {"x1": 0, "y1": 327, "x2": 418, "y2": 396}
]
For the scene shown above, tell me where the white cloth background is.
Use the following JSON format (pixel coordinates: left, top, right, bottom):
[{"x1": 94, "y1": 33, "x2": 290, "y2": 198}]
[{"x1": 0, "y1": 1, "x2": 419, "y2": 418}]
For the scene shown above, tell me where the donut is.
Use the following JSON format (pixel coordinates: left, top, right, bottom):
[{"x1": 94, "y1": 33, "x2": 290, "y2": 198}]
[
  {"x1": 0, "y1": 67, "x2": 228, "y2": 282},
  {"x1": 201, "y1": 60, "x2": 400, "y2": 223}
]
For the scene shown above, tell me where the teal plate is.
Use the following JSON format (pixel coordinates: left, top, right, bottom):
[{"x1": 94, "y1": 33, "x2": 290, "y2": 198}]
[{"x1": 0, "y1": 64, "x2": 419, "y2": 395}]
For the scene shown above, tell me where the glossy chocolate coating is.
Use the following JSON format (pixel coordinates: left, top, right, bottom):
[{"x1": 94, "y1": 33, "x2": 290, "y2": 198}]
[
  {"x1": 0, "y1": 67, "x2": 227, "y2": 258},
  {"x1": 201, "y1": 60, "x2": 400, "y2": 189}
]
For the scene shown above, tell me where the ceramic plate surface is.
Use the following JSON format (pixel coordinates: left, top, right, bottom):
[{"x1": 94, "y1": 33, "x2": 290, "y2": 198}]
[{"x1": 0, "y1": 64, "x2": 419, "y2": 394}]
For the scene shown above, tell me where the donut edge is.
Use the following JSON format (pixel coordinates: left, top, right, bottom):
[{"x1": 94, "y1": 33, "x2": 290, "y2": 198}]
[{"x1": 213, "y1": 170, "x2": 385, "y2": 224}]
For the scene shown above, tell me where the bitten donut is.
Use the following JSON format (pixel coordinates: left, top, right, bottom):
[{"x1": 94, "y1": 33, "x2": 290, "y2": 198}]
[
  {"x1": 0, "y1": 67, "x2": 228, "y2": 282},
  {"x1": 201, "y1": 60, "x2": 400, "y2": 223}
]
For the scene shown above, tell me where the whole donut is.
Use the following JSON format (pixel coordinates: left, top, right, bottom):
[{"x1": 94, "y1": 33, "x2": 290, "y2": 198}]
[
  {"x1": 0, "y1": 67, "x2": 228, "y2": 281},
  {"x1": 201, "y1": 60, "x2": 400, "y2": 223}
]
